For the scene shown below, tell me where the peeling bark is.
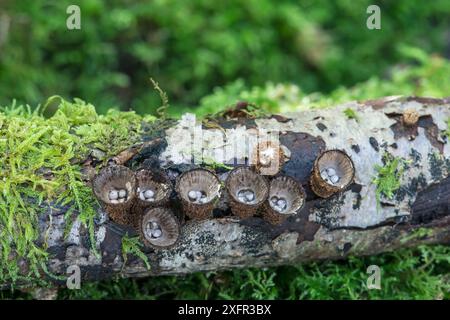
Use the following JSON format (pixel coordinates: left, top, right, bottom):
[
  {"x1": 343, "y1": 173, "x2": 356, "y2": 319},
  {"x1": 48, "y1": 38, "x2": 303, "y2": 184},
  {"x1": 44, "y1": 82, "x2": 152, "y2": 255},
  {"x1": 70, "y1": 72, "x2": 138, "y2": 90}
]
[{"x1": 6, "y1": 96, "x2": 450, "y2": 288}]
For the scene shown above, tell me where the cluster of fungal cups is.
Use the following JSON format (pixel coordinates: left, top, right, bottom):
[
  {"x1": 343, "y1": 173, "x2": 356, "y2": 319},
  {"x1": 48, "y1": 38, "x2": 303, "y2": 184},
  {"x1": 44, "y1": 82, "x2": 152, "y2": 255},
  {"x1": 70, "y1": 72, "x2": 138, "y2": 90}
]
[
  {"x1": 174, "y1": 166, "x2": 307, "y2": 224},
  {"x1": 93, "y1": 165, "x2": 179, "y2": 248},
  {"x1": 92, "y1": 149, "x2": 355, "y2": 249}
]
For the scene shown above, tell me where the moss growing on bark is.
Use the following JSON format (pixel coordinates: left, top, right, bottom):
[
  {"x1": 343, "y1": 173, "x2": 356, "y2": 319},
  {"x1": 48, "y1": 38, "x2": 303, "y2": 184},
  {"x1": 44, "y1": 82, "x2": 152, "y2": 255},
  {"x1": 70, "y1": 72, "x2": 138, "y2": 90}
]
[
  {"x1": 121, "y1": 234, "x2": 151, "y2": 272},
  {"x1": 343, "y1": 108, "x2": 359, "y2": 121},
  {"x1": 372, "y1": 153, "x2": 406, "y2": 207},
  {"x1": 0, "y1": 98, "x2": 154, "y2": 287}
]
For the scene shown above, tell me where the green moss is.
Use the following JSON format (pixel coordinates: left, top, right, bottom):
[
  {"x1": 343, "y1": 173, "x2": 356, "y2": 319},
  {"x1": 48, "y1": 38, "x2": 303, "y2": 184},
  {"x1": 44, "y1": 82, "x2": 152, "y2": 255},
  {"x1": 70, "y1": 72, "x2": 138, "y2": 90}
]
[
  {"x1": 400, "y1": 228, "x2": 434, "y2": 244},
  {"x1": 121, "y1": 234, "x2": 151, "y2": 271},
  {"x1": 372, "y1": 154, "x2": 406, "y2": 206},
  {"x1": 0, "y1": 98, "x2": 147, "y2": 286},
  {"x1": 190, "y1": 49, "x2": 450, "y2": 118},
  {"x1": 203, "y1": 158, "x2": 233, "y2": 171},
  {"x1": 150, "y1": 78, "x2": 170, "y2": 121},
  {"x1": 55, "y1": 244, "x2": 450, "y2": 300},
  {"x1": 343, "y1": 108, "x2": 359, "y2": 121}
]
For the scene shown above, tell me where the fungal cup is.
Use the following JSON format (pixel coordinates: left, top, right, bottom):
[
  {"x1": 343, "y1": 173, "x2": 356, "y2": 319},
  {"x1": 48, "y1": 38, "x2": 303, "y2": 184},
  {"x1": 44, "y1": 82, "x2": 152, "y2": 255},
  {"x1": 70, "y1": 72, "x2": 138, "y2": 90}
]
[
  {"x1": 310, "y1": 150, "x2": 355, "y2": 198},
  {"x1": 135, "y1": 169, "x2": 172, "y2": 210},
  {"x1": 176, "y1": 168, "x2": 221, "y2": 220},
  {"x1": 140, "y1": 207, "x2": 180, "y2": 248},
  {"x1": 262, "y1": 175, "x2": 306, "y2": 225},
  {"x1": 92, "y1": 165, "x2": 136, "y2": 225},
  {"x1": 225, "y1": 166, "x2": 269, "y2": 218}
]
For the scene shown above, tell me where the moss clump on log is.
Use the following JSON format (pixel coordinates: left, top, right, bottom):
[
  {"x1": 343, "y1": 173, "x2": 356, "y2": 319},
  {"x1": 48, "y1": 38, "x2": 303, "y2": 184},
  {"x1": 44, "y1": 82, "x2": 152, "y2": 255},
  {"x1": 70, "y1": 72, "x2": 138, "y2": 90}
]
[
  {"x1": 121, "y1": 234, "x2": 150, "y2": 271},
  {"x1": 343, "y1": 108, "x2": 359, "y2": 121},
  {"x1": 0, "y1": 97, "x2": 154, "y2": 286},
  {"x1": 372, "y1": 153, "x2": 407, "y2": 207}
]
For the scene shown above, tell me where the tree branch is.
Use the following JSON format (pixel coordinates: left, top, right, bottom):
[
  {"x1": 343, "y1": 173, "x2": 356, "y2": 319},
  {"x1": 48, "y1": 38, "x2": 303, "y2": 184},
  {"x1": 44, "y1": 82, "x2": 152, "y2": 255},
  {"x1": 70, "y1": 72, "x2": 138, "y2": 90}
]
[{"x1": 5, "y1": 96, "x2": 450, "y2": 288}]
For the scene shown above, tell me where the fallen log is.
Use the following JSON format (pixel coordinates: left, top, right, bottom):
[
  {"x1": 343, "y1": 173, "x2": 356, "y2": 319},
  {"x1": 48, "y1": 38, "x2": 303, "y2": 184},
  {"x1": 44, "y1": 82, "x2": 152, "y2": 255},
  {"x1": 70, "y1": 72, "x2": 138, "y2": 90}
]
[{"x1": 3, "y1": 96, "x2": 450, "y2": 288}]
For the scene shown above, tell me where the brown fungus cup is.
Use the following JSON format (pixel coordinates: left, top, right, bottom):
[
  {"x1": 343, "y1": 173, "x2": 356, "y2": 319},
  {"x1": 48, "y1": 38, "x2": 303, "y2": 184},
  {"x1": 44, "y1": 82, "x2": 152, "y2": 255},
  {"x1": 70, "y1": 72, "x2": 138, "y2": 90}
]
[
  {"x1": 310, "y1": 149, "x2": 355, "y2": 198},
  {"x1": 92, "y1": 165, "x2": 136, "y2": 225},
  {"x1": 225, "y1": 166, "x2": 269, "y2": 219},
  {"x1": 175, "y1": 168, "x2": 222, "y2": 220},
  {"x1": 140, "y1": 207, "x2": 180, "y2": 249},
  {"x1": 262, "y1": 175, "x2": 306, "y2": 225},
  {"x1": 135, "y1": 169, "x2": 172, "y2": 210}
]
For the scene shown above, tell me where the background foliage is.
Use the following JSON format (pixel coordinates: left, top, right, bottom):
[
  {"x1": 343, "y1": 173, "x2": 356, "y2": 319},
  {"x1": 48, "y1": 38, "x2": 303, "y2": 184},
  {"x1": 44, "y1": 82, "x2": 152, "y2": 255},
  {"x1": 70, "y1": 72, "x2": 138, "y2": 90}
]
[
  {"x1": 0, "y1": 0, "x2": 449, "y2": 299},
  {"x1": 1, "y1": 0, "x2": 450, "y2": 114}
]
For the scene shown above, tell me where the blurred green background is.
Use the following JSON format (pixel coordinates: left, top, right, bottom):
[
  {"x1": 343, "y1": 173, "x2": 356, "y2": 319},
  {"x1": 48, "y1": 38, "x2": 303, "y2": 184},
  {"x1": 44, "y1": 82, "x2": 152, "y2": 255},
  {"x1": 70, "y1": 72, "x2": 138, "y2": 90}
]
[
  {"x1": 2, "y1": 0, "x2": 450, "y2": 115},
  {"x1": 1, "y1": 0, "x2": 449, "y2": 299}
]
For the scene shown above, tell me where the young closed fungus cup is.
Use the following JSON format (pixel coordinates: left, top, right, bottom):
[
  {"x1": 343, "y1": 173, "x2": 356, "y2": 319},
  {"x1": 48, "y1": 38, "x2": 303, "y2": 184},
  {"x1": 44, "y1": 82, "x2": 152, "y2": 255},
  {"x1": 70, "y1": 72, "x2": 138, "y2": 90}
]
[
  {"x1": 310, "y1": 149, "x2": 355, "y2": 198},
  {"x1": 253, "y1": 140, "x2": 285, "y2": 176},
  {"x1": 140, "y1": 207, "x2": 180, "y2": 249},
  {"x1": 263, "y1": 175, "x2": 306, "y2": 225},
  {"x1": 92, "y1": 165, "x2": 136, "y2": 225},
  {"x1": 135, "y1": 169, "x2": 172, "y2": 210},
  {"x1": 175, "y1": 168, "x2": 222, "y2": 220},
  {"x1": 225, "y1": 166, "x2": 269, "y2": 219}
]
